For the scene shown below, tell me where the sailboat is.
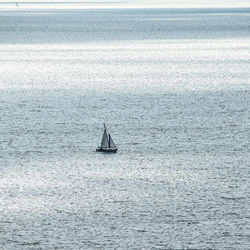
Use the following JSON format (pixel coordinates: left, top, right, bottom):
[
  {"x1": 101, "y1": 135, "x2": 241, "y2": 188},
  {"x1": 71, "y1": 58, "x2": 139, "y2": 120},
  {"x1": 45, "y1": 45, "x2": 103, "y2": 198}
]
[{"x1": 96, "y1": 123, "x2": 118, "y2": 153}]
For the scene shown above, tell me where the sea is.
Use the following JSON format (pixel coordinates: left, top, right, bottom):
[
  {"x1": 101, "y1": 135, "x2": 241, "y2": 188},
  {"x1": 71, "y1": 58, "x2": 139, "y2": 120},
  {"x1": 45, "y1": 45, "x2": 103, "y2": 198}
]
[{"x1": 0, "y1": 6, "x2": 250, "y2": 249}]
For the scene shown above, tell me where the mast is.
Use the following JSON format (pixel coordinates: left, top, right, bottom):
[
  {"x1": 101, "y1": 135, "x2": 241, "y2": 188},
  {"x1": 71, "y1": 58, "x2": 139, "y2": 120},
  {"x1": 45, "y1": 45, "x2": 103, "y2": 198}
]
[
  {"x1": 108, "y1": 134, "x2": 111, "y2": 148},
  {"x1": 101, "y1": 124, "x2": 109, "y2": 148}
]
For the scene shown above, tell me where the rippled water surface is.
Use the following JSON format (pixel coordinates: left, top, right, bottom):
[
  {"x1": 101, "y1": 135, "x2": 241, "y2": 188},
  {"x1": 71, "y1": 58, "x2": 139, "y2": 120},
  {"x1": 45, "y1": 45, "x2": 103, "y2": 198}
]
[{"x1": 0, "y1": 7, "x2": 250, "y2": 249}]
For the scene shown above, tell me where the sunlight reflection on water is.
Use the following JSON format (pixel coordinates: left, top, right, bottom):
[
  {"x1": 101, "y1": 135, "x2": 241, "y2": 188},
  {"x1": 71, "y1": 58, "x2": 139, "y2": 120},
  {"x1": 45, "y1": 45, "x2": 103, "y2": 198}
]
[{"x1": 0, "y1": 8, "x2": 250, "y2": 249}]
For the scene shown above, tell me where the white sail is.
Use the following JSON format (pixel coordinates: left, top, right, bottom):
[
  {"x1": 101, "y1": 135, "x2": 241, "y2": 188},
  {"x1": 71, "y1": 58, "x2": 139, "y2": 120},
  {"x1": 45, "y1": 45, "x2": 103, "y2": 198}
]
[
  {"x1": 101, "y1": 129, "x2": 109, "y2": 148},
  {"x1": 109, "y1": 134, "x2": 116, "y2": 148}
]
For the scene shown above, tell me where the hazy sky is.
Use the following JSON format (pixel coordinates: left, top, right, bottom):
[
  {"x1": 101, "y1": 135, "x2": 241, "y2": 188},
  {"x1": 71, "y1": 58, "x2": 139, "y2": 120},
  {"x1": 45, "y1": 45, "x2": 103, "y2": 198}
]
[{"x1": 1, "y1": 0, "x2": 250, "y2": 8}]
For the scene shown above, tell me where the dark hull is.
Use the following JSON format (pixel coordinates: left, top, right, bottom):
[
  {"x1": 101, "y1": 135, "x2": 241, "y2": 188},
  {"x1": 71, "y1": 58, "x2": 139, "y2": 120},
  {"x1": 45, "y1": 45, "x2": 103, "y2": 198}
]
[{"x1": 96, "y1": 147, "x2": 118, "y2": 153}]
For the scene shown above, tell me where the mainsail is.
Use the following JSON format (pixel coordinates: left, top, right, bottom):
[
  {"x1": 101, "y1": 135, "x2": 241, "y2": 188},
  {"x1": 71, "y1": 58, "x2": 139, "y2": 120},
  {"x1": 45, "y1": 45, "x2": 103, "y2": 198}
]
[{"x1": 101, "y1": 128, "x2": 109, "y2": 148}]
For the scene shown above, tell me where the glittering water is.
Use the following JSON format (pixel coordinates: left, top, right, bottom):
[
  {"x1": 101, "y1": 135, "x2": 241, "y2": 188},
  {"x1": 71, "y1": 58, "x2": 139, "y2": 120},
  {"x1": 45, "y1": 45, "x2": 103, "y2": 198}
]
[{"x1": 0, "y1": 8, "x2": 250, "y2": 249}]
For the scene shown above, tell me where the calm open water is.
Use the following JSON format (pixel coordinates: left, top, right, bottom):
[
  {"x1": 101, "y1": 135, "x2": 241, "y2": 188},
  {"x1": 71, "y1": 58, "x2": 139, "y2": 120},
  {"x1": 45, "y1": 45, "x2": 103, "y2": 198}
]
[{"x1": 0, "y1": 7, "x2": 250, "y2": 249}]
